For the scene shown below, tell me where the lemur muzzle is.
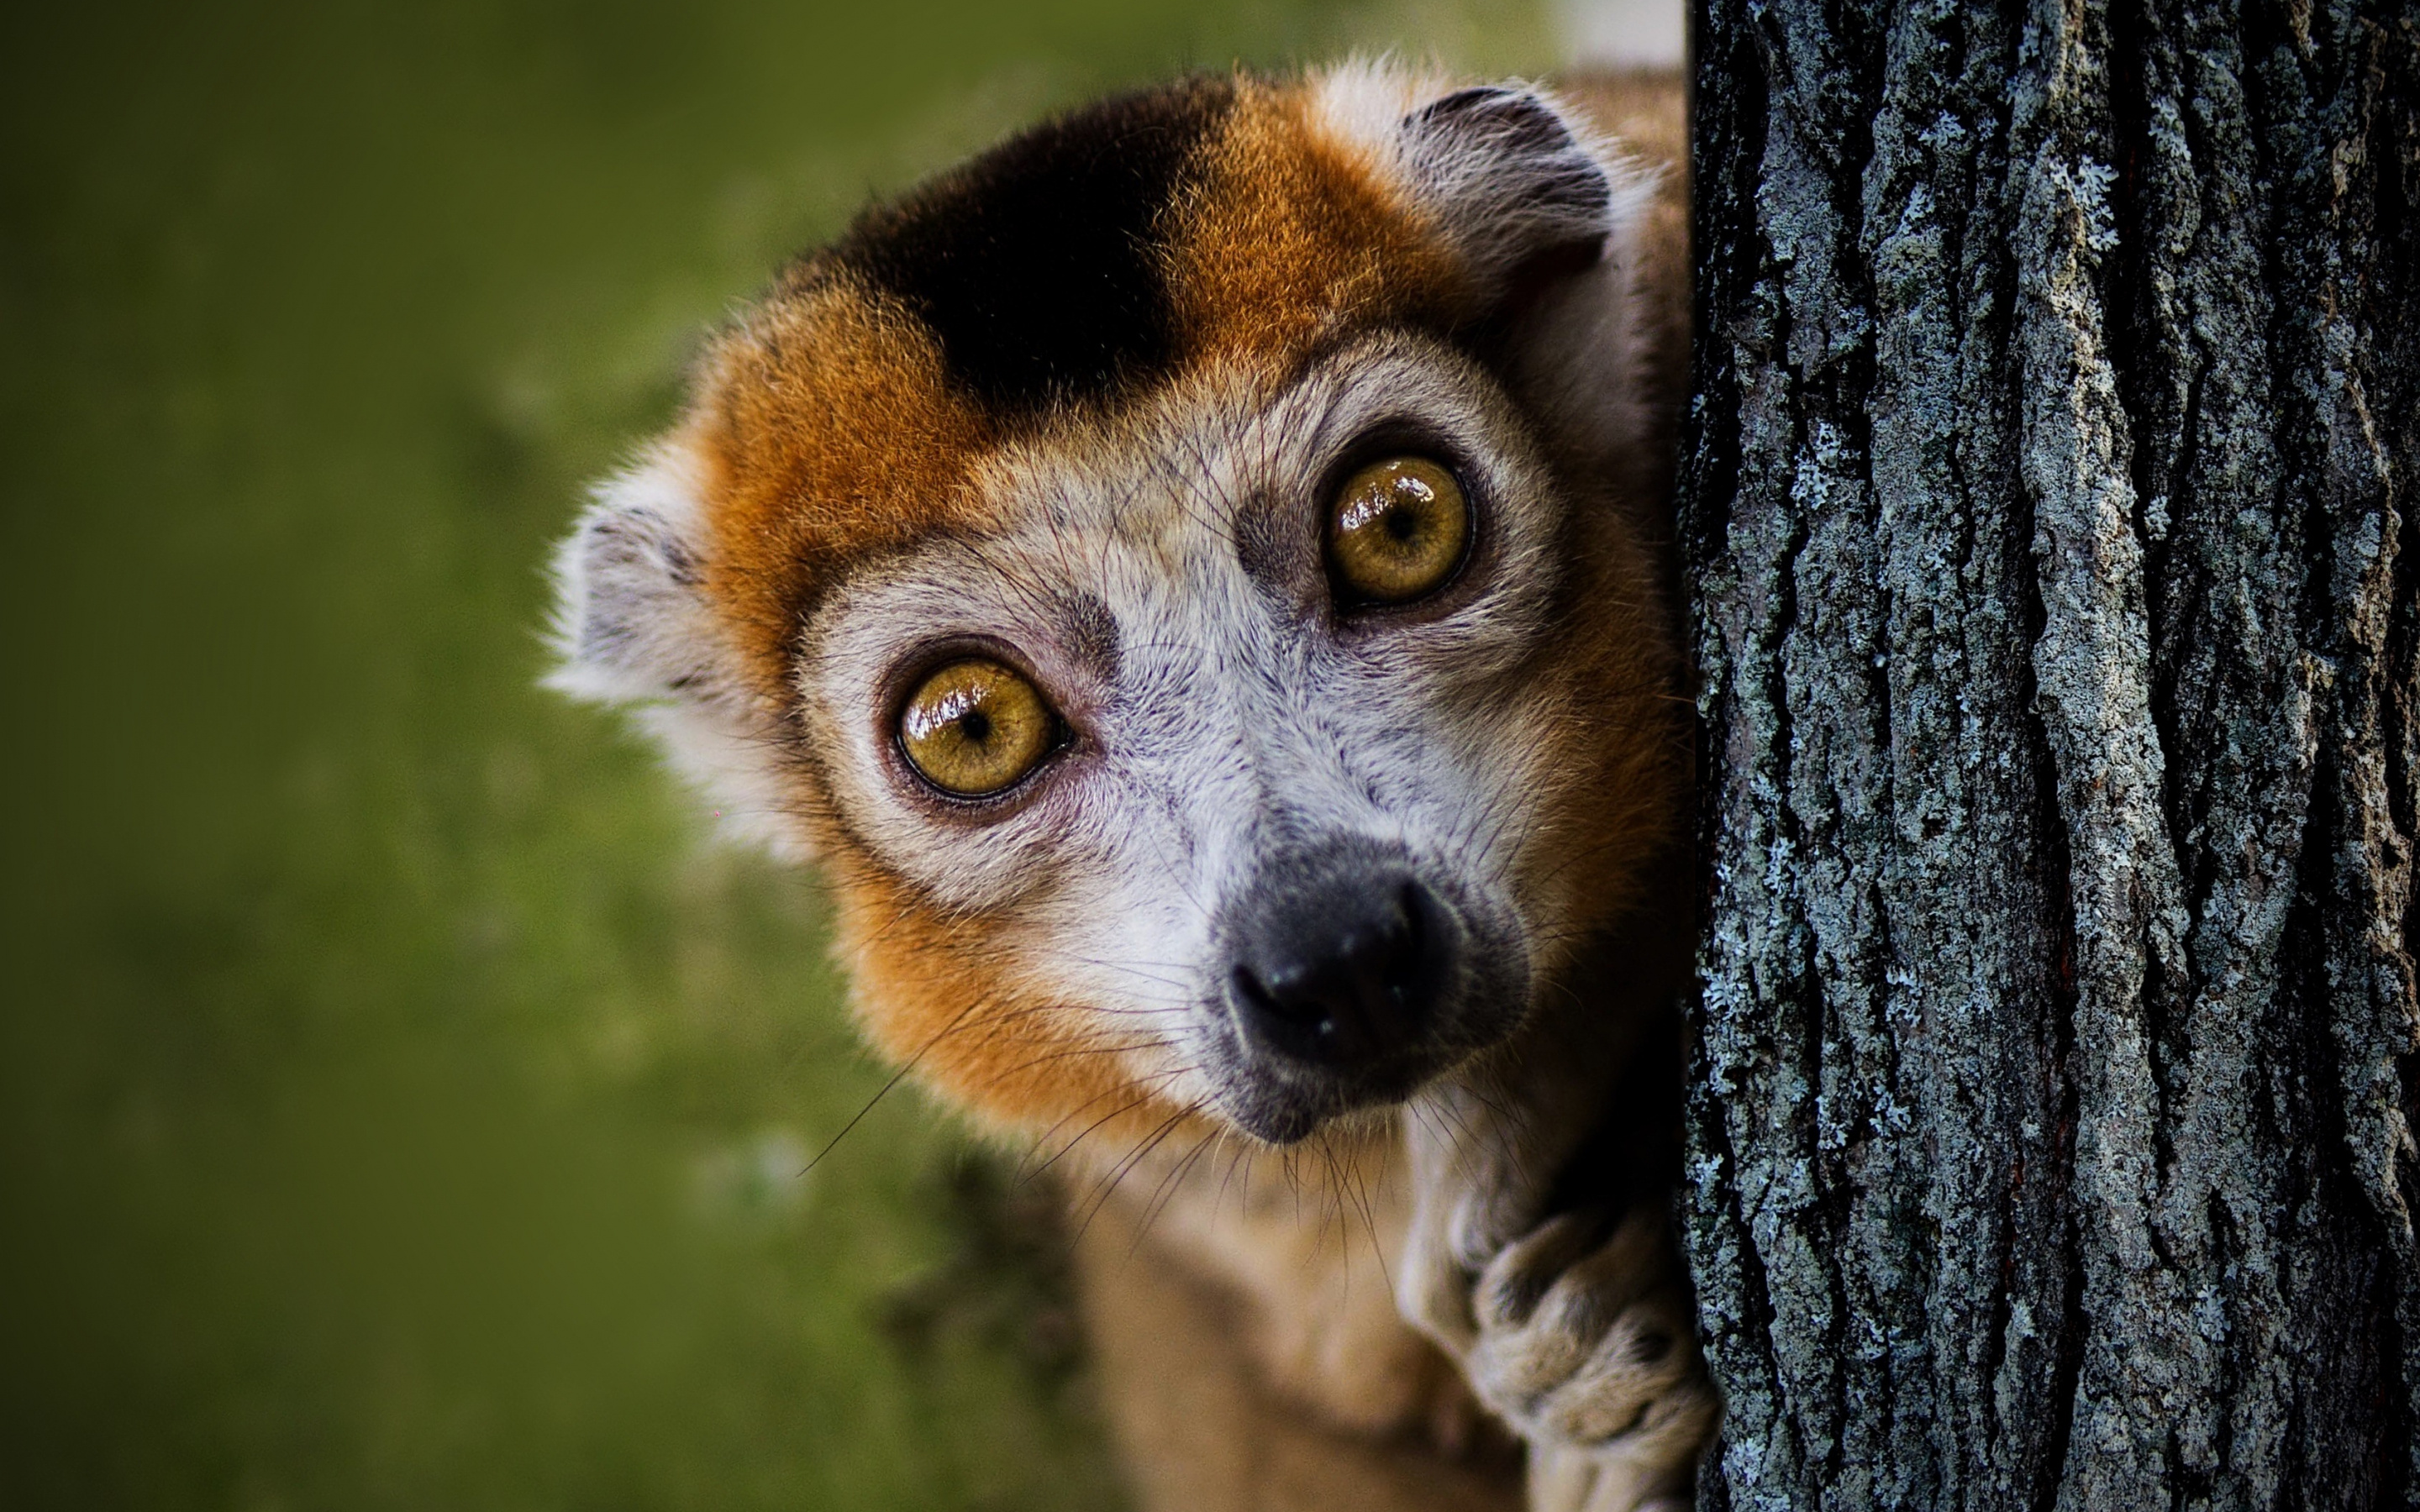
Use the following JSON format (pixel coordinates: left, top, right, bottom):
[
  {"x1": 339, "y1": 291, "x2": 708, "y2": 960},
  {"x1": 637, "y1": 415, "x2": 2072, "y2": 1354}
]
[{"x1": 1223, "y1": 837, "x2": 1456, "y2": 1078}]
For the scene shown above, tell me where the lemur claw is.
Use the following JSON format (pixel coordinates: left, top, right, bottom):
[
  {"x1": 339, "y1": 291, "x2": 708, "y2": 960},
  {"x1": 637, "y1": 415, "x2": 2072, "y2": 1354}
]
[{"x1": 1461, "y1": 1208, "x2": 1718, "y2": 1512}]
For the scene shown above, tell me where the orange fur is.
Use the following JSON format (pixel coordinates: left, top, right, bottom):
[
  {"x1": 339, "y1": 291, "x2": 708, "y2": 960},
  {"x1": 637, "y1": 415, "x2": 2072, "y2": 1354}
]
[
  {"x1": 1170, "y1": 81, "x2": 1461, "y2": 366},
  {"x1": 696, "y1": 280, "x2": 997, "y2": 701},
  {"x1": 829, "y1": 861, "x2": 1212, "y2": 1147}
]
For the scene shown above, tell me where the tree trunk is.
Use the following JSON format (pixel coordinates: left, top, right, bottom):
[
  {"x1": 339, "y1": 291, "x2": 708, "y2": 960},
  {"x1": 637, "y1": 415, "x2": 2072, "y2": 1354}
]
[{"x1": 1677, "y1": 0, "x2": 2420, "y2": 1505}]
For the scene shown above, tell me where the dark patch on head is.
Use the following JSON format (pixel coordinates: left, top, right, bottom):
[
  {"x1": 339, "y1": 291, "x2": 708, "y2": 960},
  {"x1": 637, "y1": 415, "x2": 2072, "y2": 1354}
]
[
  {"x1": 834, "y1": 76, "x2": 1235, "y2": 415},
  {"x1": 1232, "y1": 487, "x2": 1319, "y2": 611},
  {"x1": 1059, "y1": 590, "x2": 1121, "y2": 684}
]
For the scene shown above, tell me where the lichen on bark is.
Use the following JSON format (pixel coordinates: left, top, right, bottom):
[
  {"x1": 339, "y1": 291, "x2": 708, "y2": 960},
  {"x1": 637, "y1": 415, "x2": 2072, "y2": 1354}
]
[{"x1": 1679, "y1": 0, "x2": 2420, "y2": 1505}]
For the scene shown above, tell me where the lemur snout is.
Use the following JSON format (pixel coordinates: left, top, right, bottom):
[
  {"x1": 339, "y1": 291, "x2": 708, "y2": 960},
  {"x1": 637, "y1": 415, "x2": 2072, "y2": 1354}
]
[
  {"x1": 1229, "y1": 876, "x2": 1442, "y2": 1071},
  {"x1": 1213, "y1": 834, "x2": 1531, "y2": 1142},
  {"x1": 1223, "y1": 837, "x2": 1461, "y2": 1080}
]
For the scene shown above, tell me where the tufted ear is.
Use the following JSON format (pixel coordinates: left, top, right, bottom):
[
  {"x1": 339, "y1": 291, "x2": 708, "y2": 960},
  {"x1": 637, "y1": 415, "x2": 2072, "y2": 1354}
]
[
  {"x1": 548, "y1": 444, "x2": 723, "y2": 704},
  {"x1": 1390, "y1": 82, "x2": 1649, "y2": 311},
  {"x1": 547, "y1": 442, "x2": 811, "y2": 858},
  {"x1": 1317, "y1": 66, "x2": 1681, "y2": 484},
  {"x1": 1313, "y1": 66, "x2": 1658, "y2": 313}
]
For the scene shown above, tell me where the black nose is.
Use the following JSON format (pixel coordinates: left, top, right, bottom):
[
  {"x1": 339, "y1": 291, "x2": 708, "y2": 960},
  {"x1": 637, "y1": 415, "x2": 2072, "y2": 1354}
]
[{"x1": 1228, "y1": 864, "x2": 1444, "y2": 1072}]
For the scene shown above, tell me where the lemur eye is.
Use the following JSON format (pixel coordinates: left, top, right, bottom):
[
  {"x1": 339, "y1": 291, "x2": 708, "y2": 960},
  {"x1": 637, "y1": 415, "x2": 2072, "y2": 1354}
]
[
  {"x1": 1325, "y1": 456, "x2": 1470, "y2": 606},
  {"x1": 897, "y1": 659, "x2": 1057, "y2": 798}
]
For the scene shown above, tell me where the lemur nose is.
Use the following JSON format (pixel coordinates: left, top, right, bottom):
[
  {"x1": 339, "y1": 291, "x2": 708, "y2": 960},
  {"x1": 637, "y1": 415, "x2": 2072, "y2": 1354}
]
[{"x1": 1228, "y1": 873, "x2": 1443, "y2": 1070}]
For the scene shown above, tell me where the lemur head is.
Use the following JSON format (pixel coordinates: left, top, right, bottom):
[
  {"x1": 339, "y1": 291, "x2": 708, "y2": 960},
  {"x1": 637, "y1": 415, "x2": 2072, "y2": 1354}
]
[{"x1": 552, "y1": 65, "x2": 1686, "y2": 1147}]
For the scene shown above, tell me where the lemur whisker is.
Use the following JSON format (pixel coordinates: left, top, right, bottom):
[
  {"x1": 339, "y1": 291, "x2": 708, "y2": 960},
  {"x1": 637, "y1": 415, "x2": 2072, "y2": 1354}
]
[
  {"x1": 1018, "y1": 1067, "x2": 1199, "y2": 1184},
  {"x1": 1128, "y1": 1126, "x2": 1226, "y2": 1260},
  {"x1": 801, "y1": 992, "x2": 994, "y2": 1176},
  {"x1": 1342, "y1": 1152, "x2": 1392, "y2": 1286},
  {"x1": 1216, "y1": 1136, "x2": 1257, "y2": 1218},
  {"x1": 990, "y1": 943, "x2": 1191, "y2": 984},
  {"x1": 1017, "y1": 1084, "x2": 1162, "y2": 1184},
  {"x1": 1072, "y1": 1104, "x2": 1200, "y2": 1245},
  {"x1": 988, "y1": 1037, "x2": 1176, "y2": 1083}
]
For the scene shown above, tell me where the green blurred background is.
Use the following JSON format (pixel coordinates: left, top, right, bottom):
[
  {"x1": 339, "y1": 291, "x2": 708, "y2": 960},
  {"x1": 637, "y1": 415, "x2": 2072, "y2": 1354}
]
[{"x1": 0, "y1": 3, "x2": 1576, "y2": 1508}]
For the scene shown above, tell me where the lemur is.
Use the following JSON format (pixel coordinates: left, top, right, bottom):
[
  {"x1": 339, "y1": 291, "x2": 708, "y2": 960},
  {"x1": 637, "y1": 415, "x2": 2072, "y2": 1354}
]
[{"x1": 549, "y1": 62, "x2": 1714, "y2": 1512}]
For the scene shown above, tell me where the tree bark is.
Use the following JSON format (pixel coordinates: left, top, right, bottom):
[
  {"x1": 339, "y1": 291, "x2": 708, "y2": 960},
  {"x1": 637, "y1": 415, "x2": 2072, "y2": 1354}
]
[{"x1": 1678, "y1": 0, "x2": 2420, "y2": 1505}]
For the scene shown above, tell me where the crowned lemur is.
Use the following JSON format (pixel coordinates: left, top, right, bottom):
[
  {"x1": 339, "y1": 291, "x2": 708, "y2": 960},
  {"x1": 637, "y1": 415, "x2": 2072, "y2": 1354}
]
[{"x1": 550, "y1": 63, "x2": 1714, "y2": 1512}]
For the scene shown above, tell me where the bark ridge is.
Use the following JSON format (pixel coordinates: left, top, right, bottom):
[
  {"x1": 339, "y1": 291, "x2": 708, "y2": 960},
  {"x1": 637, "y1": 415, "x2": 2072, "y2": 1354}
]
[{"x1": 1680, "y1": 0, "x2": 2420, "y2": 1504}]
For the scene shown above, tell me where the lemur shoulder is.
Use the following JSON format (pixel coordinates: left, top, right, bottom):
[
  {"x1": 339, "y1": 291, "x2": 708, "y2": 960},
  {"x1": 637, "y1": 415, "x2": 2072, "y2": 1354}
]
[{"x1": 550, "y1": 63, "x2": 1712, "y2": 1512}]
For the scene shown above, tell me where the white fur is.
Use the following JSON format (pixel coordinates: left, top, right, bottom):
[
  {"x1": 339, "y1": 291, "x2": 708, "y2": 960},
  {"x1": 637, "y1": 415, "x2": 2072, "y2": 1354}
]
[{"x1": 545, "y1": 444, "x2": 809, "y2": 859}]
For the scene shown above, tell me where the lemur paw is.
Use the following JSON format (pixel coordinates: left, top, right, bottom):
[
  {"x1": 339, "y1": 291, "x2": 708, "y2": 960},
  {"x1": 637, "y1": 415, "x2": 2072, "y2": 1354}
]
[{"x1": 1463, "y1": 1208, "x2": 1718, "y2": 1512}]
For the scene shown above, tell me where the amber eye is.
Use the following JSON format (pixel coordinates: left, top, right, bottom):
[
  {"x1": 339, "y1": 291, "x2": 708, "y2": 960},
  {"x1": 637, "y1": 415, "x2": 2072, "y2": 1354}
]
[
  {"x1": 897, "y1": 659, "x2": 1057, "y2": 798},
  {"x1": 1325, "y1": 456, "x2": 1470, "y2": 606}
]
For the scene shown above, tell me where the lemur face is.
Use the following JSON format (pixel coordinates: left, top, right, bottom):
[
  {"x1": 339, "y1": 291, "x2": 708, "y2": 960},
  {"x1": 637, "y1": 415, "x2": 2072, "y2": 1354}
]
[
  {"x1": 805, "y1": 330, "x2": 1585, "y2": 1141},
  {"x1": 554, "y1": 65, "x2": 1686, "y2": 1147}
]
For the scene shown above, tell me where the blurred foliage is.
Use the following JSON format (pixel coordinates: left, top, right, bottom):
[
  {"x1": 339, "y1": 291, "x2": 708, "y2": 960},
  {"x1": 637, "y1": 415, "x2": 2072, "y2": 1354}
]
[{"x1": 0, "y1": 2, "x2": 1556, "y2": 1508}]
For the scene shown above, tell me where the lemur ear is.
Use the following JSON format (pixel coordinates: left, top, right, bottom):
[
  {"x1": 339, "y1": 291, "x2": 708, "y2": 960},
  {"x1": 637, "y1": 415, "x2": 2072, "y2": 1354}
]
[
  {"x1": 548, "y1": 444, "x2": 810, "y2": 858},
  {"x1": 547, "y1": 444, "x2": 723, "y2": 706},
  {"x1": 1381, "y1": 81, "x2": 1654, "y2": 313},
  {"x1": 1319, "y1": 68, "x2": 1675, "y2": 475}
]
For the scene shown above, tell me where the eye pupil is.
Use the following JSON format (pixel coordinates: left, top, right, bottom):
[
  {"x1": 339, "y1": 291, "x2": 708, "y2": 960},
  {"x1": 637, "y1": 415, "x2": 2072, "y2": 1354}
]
[
  {"x1": 959, "y1": 710, "x2": 992, "y2": 743},
  {"x1": 1384, "y1": 506, "x2": 1418, "y2": 543}
]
